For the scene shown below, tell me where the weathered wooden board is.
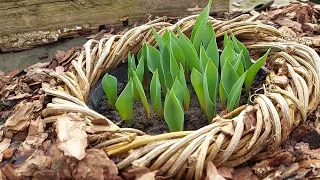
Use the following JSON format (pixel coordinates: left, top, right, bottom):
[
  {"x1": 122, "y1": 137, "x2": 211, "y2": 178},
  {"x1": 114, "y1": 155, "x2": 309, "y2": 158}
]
[{"x1": 0, "y1": 0, "x2": 229, "y2": 51}]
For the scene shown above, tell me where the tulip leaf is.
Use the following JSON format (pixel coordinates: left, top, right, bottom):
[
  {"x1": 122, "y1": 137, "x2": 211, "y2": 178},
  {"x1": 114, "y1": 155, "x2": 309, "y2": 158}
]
[
  {"x1": 231, "y1": 34, "x2": 253, "y2": 70},
  {"x1": 132, "y1": 70, "x2": 150, "y2": 119},
  {"x1": 170, "y1": 52, "x2": 180, "y2": 81},
  {"x1": 169, "y1": 34, "x2": 185, "y2": 69},
  {"x1": 136, "y1": 56, "x2": 145, "y2": 82},
  {"x1": 179, "y1": 64, "x2": 190, "y2": 111},
  {"x1": 152, "y1": 27, "x2": 166, "y2": 50},
  {"x1": 162, "y1": 30, "x2": 170, "y2": 41},
  {"x1": 245, "y1": 49, "x2": 270, "y2": 92},
  {"x1": 219, "y1": 60, "x2": 239, "y2": 107},
  {"x1": 191, "y1": 0, "x2": 213, "y2": 42},
  {"x1": 116, "y1": 79, "x2": 134, "y2": 121},
  {"x1": 102, "y1": 73, "x2": 118, "y2": 109},
  {"x1": 202, "y1": 23, "x2": 214, "y2": 49},
  {"x1": 150, "y1": 69, "x2": 163, "y2": 117},
  {"x1": 164, "y1": 90, "x2": 184, "y2": 132},
  {"x1": 200, "y1": 46, "x2": 210, "y2": 72},
  {"x1": 220, "y1": 42, "x2": 234, "y2": 70},
  {"x1": 162, "y1": 41, "x2": 173, "y2": 88},
  {"x1": 145, "y1": 44, "x2": 161, "y2": 73},
  {"x1": 177, "y1": 27, "x2": 201, "y2": 72},
  {"x1": 206, "y1": 31, "x2": 219, "y2": 69},
  {"x1": 203, "y1": 60, "x2": 218, "y2": 121},
  {"x1": 171, "y1": 78, "x2": 184, "y2": 107},
  {"x1": 191, "y1": 68, "x2": 206, "y2": 113},
  {"x1": 227, "y1": 71, "x2": 247, "y2": 112}
]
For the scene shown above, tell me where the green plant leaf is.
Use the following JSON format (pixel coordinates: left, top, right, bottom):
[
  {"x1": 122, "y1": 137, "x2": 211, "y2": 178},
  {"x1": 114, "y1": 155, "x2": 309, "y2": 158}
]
[
  {"x1": 223, "y1": 33, "x2": 231, "y2": 48},
  {"x1": 202, "y1": 23, "x2": 214, "y2": 49},
  {"x1": 145, "y1": 44, "x2": 161, "y2": 73},
  {"x1": 203, "y1": 60, "x2": 218, "y2": 121},
  {"x1": 179, "y1": 64, "x2": 190, "y2": 111},
  {"x1": 220, "y1": 42, "x2": 235, "y2": 70},
  {"x1": 115, "y1": 79, "x2": 134, "y2": 121},
  {"x1": 150, "y1": 69, "x2": 163, "y2": 117},
  {"x1": 177, "y1": 27, "x2": 201, "y2": 72},
  {"x1": 227, "y1": 71, "x2": 247, "y2": 112},
  {"x1": 152, "y1": 27, "x2": 166, "y2": 50},
  {"x1": 170, "y1": 52, "x2": 180, "y2": 81},
  {"x1": 191, "y1": 2, "x2": 211, "y2": 54},
  {"x1": 168, "y1": 30, "x2": 180, "y2": 43},
  {"x1": 136, "y1": 56, "x2": 145, "y2": 82},
  {"x1": 231, "y1": 52, "x2": 244, "y2": 76},
  {"x1": 164, "y1": 90, "x2": 184, "y2": 132},
  {"x1": 219, "y1": 60, "x2": 239, "y2": 108},
  {"x1": 245, "y1": 49, "x2": 270, "y2": 92},
  {"x1": 206, "y1": 31, "x2": 219, "y2": 69},
  {"x1": 162, "y1": 41, "x2": 173, "y2": 88},
  {"x1": 132, "y1": 70, "x2": 150, "y2": 119},
  {"x1": 171, "y1": 78, "x2": 184, "y2": 107},
  {"x1": 191, "y1": 68, "x2": 206, "y2": 113},
  {"x1": 128, "y1": 52, "x2": 136, "y2": 70},
  {"x1": 231, "y1": 34, "x2": 253, "y2": 70},
  {"x1": 169, "y1": 34, "x2": 185, "y2": 69},
  {"x1": 191, "y1": 0, "x2": 213, "y2": 41},
  {"x1": 102, "y1": 73, "x2": 118, "y2": 109},
  {"x1": 162, "y1": 30, "x2": 170, "y2": 41},
  {"x1": 200, "y1": 46, "x2": 210, "y2": 72},
  {"x1": 128, "y1": 53, "x2": 136, "y2": 80}
]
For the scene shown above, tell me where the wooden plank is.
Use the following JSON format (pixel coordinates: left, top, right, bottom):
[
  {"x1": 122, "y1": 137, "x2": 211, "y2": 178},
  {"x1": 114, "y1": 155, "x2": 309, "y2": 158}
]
[{"x1": 0, "y1": 0, "x2": 229, "y2": 52}]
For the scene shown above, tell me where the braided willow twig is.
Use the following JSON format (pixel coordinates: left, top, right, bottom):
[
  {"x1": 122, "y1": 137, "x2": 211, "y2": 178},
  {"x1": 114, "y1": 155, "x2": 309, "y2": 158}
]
[{"x1": 42, "y1": 15, "x2": 320, "y2": 179}]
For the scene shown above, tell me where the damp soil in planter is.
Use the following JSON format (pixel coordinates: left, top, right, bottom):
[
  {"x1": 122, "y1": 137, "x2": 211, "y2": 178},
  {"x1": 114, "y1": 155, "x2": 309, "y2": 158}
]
[{"x1": 89, "y1": 63, "x2": 268, "y2": 135}]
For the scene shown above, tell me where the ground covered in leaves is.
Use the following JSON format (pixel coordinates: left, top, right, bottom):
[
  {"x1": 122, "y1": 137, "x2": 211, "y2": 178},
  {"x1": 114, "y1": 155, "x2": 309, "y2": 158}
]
[{"x1": 1, "y1": 2, "x2": 320, "y2": 180}]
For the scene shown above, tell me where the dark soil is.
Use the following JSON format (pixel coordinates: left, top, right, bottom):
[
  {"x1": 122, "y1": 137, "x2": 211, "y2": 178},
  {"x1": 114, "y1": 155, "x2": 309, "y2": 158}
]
[{"x1": 94, "y1": 64, "x2": 268, "y2": 135}]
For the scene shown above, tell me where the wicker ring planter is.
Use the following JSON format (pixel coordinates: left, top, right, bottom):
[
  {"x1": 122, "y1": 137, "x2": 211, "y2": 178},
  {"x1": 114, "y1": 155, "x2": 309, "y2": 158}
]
[{"x1": 42, "y1": 14, "x2": 320, "y2": 179}]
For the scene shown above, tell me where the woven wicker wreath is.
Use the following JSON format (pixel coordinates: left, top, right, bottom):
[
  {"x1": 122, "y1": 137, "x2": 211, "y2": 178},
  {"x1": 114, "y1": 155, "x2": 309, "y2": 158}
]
[{"x1": 42, "y1": 14, "x2": 320, "y2": 179}]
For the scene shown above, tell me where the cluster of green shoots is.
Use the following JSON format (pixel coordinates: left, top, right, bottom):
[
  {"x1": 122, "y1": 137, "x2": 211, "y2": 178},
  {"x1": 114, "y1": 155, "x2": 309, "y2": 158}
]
[{"x1": 102, "y1": 0, "x2": 270, "y2": 132}]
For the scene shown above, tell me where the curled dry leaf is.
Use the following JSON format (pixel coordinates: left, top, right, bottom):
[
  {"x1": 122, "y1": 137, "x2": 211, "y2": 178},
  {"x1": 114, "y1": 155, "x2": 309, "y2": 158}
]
[
  {"x1": 73, "y1": 149, "x2": 119, "y2": 180},
  {"x1": 55, "y1": 113, "x2": 87, "y2": 160},
  {"x1": 206, "y1": 161, "x2": 226, "y2": 180}
]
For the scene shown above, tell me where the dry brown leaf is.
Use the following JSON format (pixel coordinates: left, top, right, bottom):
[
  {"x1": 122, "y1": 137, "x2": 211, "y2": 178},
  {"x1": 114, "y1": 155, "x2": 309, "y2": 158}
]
[
  {"x1": 233, "y1": 167, "x2": 259, "y2": 180},
  {"x1": 2, "y1": 147, "x2": 16, "y2": 160},
  {"x1": 13, "y1": 149, "x2": 51, "y2": 177},
  {"x1": 2, "y1": 164, "x2": 19, "y2": 180},
  {"x1": 275, "y1": 18, "x2": 303, "y2": 32},
  {"x1": 206, "y1": 161, "x2": 226, "y2": 180},
  {"x1": 73, "y1": 149, "x2": 119, "y2": 179},
  {"x1": 34, "y1": 170, "x2": 59, "y2": 180},
  {"x1": 218, "y1": 167, "x2": 233, "y2": 179},
  {"x1": 0, "y1": 138, "x2": 11, "y2": 162},
  {"x1": 136, "y1": 171, "x2": 157, "y2": 180},
  {"x1": 278, "y1": 26, "x2": 297, "y2": 39},
  {"x1": 55, "y1": 113, "x2": 87, "y2": 160},
  {"x1": 27, "y1": 62, "x2": 50, "y2": 70},
  {"x1": 6, "y1": 93, "x2": 32, "y2": 100},
  {"x1": 55, "y1": 50, "x2": 66, "y2": 62},
  {"x1": 4, "y1": 100, "x2": 36, "y2": 131}
]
